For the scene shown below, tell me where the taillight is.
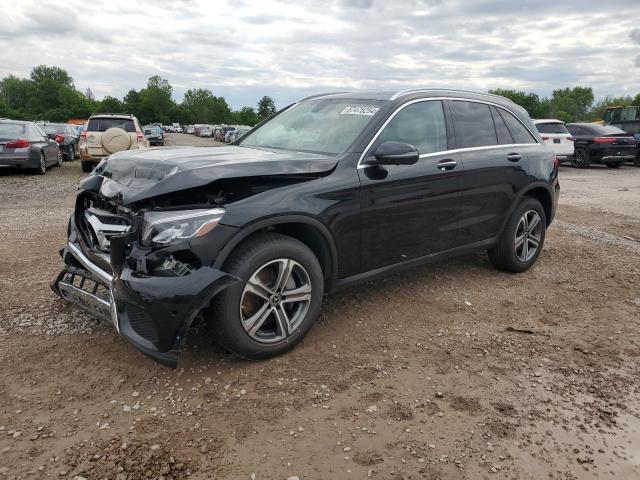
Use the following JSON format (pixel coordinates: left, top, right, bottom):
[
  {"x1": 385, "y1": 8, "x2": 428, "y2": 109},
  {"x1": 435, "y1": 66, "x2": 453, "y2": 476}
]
[
  {"x1": 541, "y1": 136, "x2": 550, "y2": 141},
  {"x1": 54, "y1": 134, "x2": 65, "y2": 143},
  {"x1": 136, "y1": 132, "x2": 144, "y2": 142},
  {"x1": 553, "y1": 155, "x2": 560, "y2": 169},
  {"x1": 80, "y1": 131, "x2": 87, "y2": 141},
  {"x1": 5, "y1": 139, "x2": 29, "y2": 148},
  {"x1": 566, "y1": 136, "x2": 575, "y2": 141},
  {"x1": 593, "y1": 137, "x2": 616, "y2": 143}
]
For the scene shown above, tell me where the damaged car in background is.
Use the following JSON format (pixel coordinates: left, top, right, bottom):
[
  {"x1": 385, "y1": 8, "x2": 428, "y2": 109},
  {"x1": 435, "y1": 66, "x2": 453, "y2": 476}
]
[{"x1": 52, "y1": 89, "x2": 559, "y2": 367}]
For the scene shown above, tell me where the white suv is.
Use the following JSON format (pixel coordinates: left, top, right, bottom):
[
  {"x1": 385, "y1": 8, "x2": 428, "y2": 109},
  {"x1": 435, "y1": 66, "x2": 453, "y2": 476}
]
[
  {"x1": 533, "y1": 119, "x2": 575, "y2": 163},
  {"x1": 79, "y1": 114, "x2": 148, "y2": 172}
]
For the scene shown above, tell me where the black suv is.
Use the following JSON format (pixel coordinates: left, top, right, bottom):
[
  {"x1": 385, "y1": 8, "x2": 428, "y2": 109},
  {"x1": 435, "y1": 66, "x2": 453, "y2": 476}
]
[{"x1": 52, "y1": 89, "x2": 559, "y2": 367}]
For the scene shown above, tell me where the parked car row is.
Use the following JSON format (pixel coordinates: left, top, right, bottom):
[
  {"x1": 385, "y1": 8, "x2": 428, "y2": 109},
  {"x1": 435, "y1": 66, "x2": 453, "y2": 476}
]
[
  {"x1": 187, "y1": 124, "x2": 252, "y2": 142},
  {"x1": 143, "y1": 124, "x2": 164, "y2": 146},
  {"x1": 533, "y1": 119, "x2": 639, "y2": 169}
]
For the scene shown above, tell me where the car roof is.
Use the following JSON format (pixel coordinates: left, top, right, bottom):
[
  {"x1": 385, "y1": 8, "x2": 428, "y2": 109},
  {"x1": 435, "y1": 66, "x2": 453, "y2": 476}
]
[
  {"x1": 0, "y1": 119, "x2": 33, "y2": 125},
  {"x1": 533, "y1": 119, "x2": 565, "y2": 124},
  {"x1": 298, "y1": 88, "x2": 516, "y2": 105},
  {"x1": 90, "y1": 113, "x2": 135, "y2": 119}
]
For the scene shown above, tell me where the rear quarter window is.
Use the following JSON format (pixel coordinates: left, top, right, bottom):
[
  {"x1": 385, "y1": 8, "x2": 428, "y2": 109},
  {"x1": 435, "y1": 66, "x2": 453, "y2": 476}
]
[
  {"x1": 87, "y1": 118, "x2": 135, "y2": 133},
  {"x1": 498, "y1": 109, "x2": 537, "y2": 144}
]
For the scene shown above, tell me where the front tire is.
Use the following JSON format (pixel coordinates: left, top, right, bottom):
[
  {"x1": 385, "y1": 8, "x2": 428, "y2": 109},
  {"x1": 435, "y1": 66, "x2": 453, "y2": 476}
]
[
  {"x1": 488, "y1": 197, "x2": 546, "y2": 273},
  {"x1": 209, "y1": 233, "x2": 324, "y2": 360}
]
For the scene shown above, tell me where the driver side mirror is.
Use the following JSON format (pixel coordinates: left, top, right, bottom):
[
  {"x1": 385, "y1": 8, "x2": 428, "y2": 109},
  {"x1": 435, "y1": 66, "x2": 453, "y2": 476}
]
[{"x1": 365, "y1": 141, "x2": 419, "y2": 166}]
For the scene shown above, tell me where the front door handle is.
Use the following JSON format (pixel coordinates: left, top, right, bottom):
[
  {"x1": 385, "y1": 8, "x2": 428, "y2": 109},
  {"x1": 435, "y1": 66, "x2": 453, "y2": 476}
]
[
  {"x1": 507, "y1": 153, "x2": 522, "y2": 162},
  {"x1": 437, "y1": 159, "x2": 457, "y2": 171}
]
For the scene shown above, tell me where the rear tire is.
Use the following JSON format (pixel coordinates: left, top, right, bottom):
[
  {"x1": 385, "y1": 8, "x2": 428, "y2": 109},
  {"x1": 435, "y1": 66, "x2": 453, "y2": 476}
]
[
  {"x1": 81, "y1": 161, "x2": 93, "y2": 173},
  {"x1": 34, "y1": 152, "x2": 46, "y2": 175},
  {"x1": 571, "y1": 148, "x2": 590, "y2": 168},
  {"x1": 488, "y1": 197, "x2": 546, "y2": 273},
  {"x1": 56, "y1": 149, "x2": 63, "y2": 167},
  {"x1": 209, "y1": 233, "x2": 324, "y2": 360},
  {"x1": 68, "y1": 144, "x2": 76, "y2": 161}
]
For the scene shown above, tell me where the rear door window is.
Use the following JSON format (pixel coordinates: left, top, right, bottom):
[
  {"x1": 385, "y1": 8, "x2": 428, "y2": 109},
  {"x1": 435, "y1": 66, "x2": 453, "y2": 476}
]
[
  {"x1": 87, "y1": 117, "x2": 135, "y2": 132},
  {"x1": 377, "y1": 100, "x2": 448, "y2": 155},
  {"x1": 450, "y1": 101, "x2": 497, "y2": 148},
  {"x1": 498, "y1": 109, "x2": 537, "y2": 144}
]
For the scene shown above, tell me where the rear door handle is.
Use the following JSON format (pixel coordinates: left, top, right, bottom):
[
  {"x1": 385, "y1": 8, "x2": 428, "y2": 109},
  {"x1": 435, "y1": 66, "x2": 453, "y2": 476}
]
[
  {"x1": 437, "y1": 159, "x2": 457, "y2": 171},
  {"x1": 507, "y1": 153, "x2": 522, "y2": 162}
]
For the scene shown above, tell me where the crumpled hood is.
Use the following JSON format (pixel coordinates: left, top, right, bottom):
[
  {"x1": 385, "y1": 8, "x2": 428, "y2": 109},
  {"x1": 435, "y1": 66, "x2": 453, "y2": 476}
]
[{"x1": 94, "y1": 146, "x2": 337, "y2": 205}]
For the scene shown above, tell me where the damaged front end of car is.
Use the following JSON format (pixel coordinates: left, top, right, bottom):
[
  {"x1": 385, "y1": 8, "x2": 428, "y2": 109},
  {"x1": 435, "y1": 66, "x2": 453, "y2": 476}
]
[
  {"x1": 51, "y1": 189, "x2": 240, "y2": 368},
  {"x1": 51, "y1": 147, "x2": 338, "y2": 367}
]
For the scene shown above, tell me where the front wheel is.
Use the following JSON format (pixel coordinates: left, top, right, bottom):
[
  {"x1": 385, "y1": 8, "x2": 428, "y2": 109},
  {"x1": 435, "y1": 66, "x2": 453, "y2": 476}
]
[
  {"x1": 209, "y1": 233, "x2": 324, "y2": 359},
  {"x1": 488, "y1": 197, "x2": 547, "y2": 273}
]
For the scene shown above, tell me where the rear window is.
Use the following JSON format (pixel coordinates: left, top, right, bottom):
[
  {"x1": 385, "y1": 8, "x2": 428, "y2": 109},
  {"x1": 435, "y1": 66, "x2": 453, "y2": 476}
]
[
  {"x1": 536, "y1": 122, "x2": 569, "y2": 134},
  {"x1": 87, "y1": 117, "x2": 135, "y2": 132},
  {"x1": 44, "y1": 124, "x2": 66, "y2": 134},
  {"x1": 610, "y1": 122, "x2": 640, "y2": 135},
  {"x1": 451, "y1": 101, "x2": 497, "y2": 148},
  {"x1": 0, "y1": 123, "x2": 26, "y2": 139}
]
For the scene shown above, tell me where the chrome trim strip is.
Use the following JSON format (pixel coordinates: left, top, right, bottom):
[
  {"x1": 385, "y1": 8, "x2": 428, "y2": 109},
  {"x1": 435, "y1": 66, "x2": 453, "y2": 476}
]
[
  {"x1": 67, "y1": 242, "x2": 113, "y2": 284},
  {"x1": 357, "y1": 96, "x2": 540, "y2": 169}
]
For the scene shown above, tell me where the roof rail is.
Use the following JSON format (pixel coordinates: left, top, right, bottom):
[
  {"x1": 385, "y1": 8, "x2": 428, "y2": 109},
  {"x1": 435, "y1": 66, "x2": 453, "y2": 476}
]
[
  {"x1": 91, "y1": 113, "x2": 134, "y2": 117},
  {"x1": 390, "y1": 88, "x2": 515, "y2": 103},
  {"x1": 296, "y1": 91, "x2": 352, "y2": 102}
]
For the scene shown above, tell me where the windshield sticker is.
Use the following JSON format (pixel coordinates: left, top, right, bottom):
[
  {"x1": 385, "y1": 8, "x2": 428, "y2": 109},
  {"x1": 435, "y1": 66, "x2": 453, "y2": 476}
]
[{"x1": 340, "y1": 106, "x2": 379, "y2": 116}]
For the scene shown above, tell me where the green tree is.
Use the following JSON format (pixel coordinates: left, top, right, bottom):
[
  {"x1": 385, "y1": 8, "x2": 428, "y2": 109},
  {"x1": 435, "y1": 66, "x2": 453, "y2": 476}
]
[
  {"x1": 549, "y1": 87, "x2": 594, "y2": 122},
  {"x1": 97, "y1": 96, "x2": 125, "y2": 114},
  {"x1": 181, "y1": 88, "x2": 232, "y2": 124},
  {"x1": 0, "y1": 75, "x2": 33, "y2": 118},
  {"x1": 488, "y1": 89, "x2": 550, "y2": 119},
  {"x1": 30, "y1": 65, "x2": 73, "y2": 88},
  {"x1": 235, "y1": 106, "x2": 259, "y2": 126},
  {"x1": 257, "y1": 95, "x2": 276, "y2": 120}
]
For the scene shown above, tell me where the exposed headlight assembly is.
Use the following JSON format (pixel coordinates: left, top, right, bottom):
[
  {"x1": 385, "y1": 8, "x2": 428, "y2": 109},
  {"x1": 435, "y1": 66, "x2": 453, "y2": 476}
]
[{"x1": 141, "y1": 208, "x2": 225, "y2": 247}]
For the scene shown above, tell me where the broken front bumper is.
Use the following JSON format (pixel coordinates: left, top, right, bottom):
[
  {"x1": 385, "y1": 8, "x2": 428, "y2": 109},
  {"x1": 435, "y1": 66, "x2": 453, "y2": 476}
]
[{"x1": 52, "y1": 240, "x2": 238, "y2": 368}]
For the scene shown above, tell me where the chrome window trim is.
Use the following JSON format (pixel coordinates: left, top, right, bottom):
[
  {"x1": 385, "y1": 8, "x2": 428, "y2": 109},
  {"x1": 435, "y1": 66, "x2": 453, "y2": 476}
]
[{"x1": 357, "y1": 96, "x2": 540, "y2": 169}]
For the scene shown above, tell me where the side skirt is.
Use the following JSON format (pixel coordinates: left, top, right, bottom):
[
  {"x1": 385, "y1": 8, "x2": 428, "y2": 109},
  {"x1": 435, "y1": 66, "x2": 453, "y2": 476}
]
[{"x1": 328, "y1": 237, "x2": 497, "y2": 293}]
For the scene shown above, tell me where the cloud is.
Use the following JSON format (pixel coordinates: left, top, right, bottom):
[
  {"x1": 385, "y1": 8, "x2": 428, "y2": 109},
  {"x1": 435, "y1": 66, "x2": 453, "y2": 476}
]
[{"x1": 1, "y1": 0, "x2": 639, "y2": 109}]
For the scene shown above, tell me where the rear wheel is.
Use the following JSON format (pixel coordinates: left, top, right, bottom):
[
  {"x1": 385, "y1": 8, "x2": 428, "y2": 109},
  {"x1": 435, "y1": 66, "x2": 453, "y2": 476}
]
[
  {"x1": 209, "y1": 233, "x2": 324, "y2": 360},
  {"x1": 34, "y1": 152, "x2": 46, "y2": 175},
  {"x1": 571, "y1": 148, "x2": 590, "y2": 168},
  {"x1": 56, "y1": 149, "x2": 63, "y2": 167},
  {"x1": 68, "y1": 144, "x2": 76, "y2": 160},
  {"x1": 488, "y1": 197, "x2": 546, "y2": 273},
  {"x1": 81, "y1": 161, "x2": 94, "y2": 173}
]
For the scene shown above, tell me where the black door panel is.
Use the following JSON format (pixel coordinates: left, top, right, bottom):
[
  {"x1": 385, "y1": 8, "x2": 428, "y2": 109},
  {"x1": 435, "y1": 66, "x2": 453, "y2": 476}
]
[{"x1": 358, "y1": 153, "x2": 463, "y2": 271}]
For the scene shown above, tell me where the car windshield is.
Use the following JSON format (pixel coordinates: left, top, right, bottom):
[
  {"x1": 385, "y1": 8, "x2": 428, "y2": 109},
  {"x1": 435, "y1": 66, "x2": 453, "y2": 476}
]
[
  {"x1": 44, "y1": 124, "x2": 66, "y2": 134},
  {"x1": 0, "y1": 123, "x2": 26, "y2": 139},
  {"x1": 239, "y1": 99, "x2": 385, "y2": 155}
]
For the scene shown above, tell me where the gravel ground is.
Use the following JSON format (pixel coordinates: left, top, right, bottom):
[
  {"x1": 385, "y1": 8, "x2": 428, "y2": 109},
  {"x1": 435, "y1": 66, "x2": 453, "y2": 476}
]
[{"x1": 0, "y1": 134, "x2": 639, "y2": 479}]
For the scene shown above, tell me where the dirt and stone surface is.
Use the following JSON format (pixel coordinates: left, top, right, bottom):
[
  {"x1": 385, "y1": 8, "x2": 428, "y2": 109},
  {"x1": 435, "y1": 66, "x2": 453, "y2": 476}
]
[{"x1": 1, "y1": 133, "x2": 639, "y2": 479}]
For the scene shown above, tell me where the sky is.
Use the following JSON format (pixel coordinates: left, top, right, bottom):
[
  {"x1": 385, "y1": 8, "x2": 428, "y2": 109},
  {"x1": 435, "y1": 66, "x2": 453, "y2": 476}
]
[{"x1": 1, "y1": 0, "x2": 640, "y2": 110}]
